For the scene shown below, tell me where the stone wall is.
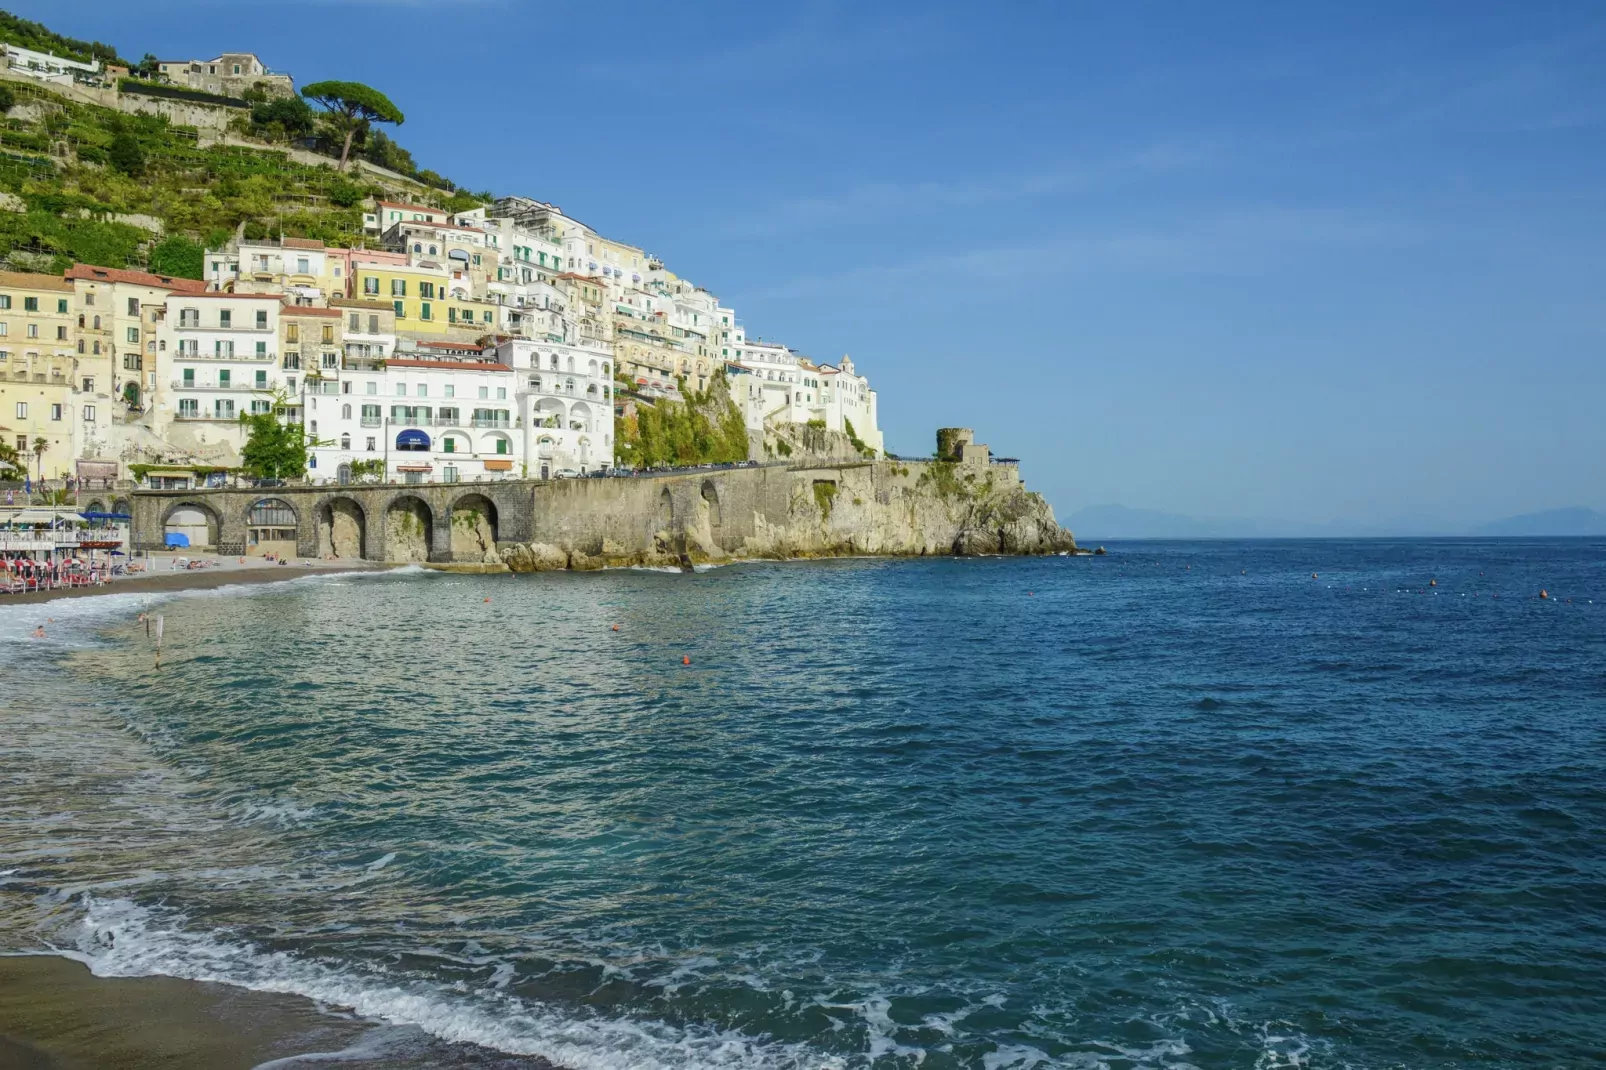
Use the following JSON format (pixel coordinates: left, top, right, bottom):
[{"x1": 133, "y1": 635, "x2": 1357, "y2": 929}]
[{"x1": 129, "y1": 460, "x2": 1077, "y2": 567}]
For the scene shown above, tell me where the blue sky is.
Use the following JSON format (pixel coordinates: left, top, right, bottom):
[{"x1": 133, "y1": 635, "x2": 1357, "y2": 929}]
[{"x1": 22, "y1": 1, "x2": 1606, "y2": 528}]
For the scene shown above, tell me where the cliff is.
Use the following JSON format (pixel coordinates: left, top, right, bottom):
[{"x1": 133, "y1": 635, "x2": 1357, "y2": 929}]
[{"x1": 500, "y1": 456, "x2": 1078, "y2": 572}]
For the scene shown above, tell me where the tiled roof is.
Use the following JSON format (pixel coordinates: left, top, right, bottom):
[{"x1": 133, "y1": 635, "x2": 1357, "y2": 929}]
[
  {"x1": 0, "y1": 270, "x2": 73, "y2": 292},
  {"x1": 282, "y1": 237, "x2": 325, "y2": 250},
  {"x1": 280, "y1": 303, "x2": 341, "y2": 316},
  {"x1": 65, "y1": 265, "x2": 209, "y2": 293}
]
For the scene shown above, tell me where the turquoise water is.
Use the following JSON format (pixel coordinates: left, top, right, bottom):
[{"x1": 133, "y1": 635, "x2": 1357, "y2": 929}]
[{"x1": 2, "y1": 541, "x2": 1604, "y2": 1068}]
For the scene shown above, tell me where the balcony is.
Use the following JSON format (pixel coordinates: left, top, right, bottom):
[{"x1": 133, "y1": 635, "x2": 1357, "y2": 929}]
[
  {"x1": 469, "y1": 418, "x2": 513, "y2": 429},
  {"x1": 174, "y1": 350, "x2": 276, "y2": 363},
  {"x1": 171, "y1": 380, "x2": 270, "y2": 392}
]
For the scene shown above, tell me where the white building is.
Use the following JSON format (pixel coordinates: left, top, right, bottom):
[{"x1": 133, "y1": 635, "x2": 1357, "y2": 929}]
[
  {"x1": 491, "y1": 338, "x2": 614, "y2": 478},
  {"x1": 206, "y1": 237, "x2": 343, "y2": 301},
  {"x1": 151, "y1": 294, "x2": 286, "y2": 462},
  {"x1": 727, "y1": 344, "x2": 882, "y2": 454},
  {"x1": 1, "y1": 44, "x2": 101, "y2": 86}
]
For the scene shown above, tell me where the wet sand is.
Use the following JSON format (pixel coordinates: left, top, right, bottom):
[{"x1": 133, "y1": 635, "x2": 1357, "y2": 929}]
[
  {"x1": 3, "y1": 558, "x2": 389, "y2": 606},
  {"x1": 0, "y1": 956, "x2": 552, "y2": 1069}
]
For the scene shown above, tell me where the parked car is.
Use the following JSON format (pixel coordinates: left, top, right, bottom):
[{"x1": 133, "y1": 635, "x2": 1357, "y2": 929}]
[{"x1": 555, "y1": 468, "x2": 581, "y2": 479}]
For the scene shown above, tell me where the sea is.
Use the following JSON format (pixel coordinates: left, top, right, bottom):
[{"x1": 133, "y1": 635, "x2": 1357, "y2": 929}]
[{"x1": 1, "y1": 540, "x2": 1603, "y2": 1069}]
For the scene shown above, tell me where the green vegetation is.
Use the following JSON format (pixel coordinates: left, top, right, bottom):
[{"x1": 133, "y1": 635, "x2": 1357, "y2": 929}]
[
  {"x1": 148, "y1": 235, "x2": 204, "y2": 279},
  {"x1": 118, "y1": 78, "x2": 245, "y2": 108},
  {"x1": 0, "y1": 84, "x2": 14, "y2": 115},
  {"x1": 0, "y1": 435, "x2": 21, "y2": 478},
  {"x1": 844, "y1": 417, "x2": 876, "y2": 458},
  {"x1": 813, "y1": 480, "x2": 839, "y2": 517},
  {"x1": 347, "y1": 458, "x2": 386, "y2": 482},
  {"x1": 301, "y1": 80, "x2": 404, "y2": 170},
  {"x1": 239, "y1": 395, "x2": 313, "y2": 479},
  {"x1": 0, "y1": 11, "x2": 128, "y2": 67},
  {"x1": 615, "y1": 371, "x2": 750, "y2": 468}
]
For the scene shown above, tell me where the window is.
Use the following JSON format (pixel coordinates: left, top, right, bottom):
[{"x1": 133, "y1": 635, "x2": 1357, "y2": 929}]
[
  {"x1": 256, "y1": 309, "x2": 268, "y2": 329},
  {"x1": 82, "y1": 376, "x2": 93, "y2": 392},
  {"x1": 49, "y1": 403, "x2": 62, "y2": 420},
  {"x1": 420, "y1": 282, "x2": 435, "y2": 299},
  {"x1": 122, "y1": 325, "x2": 137, "y2": 343},
  {"x1": 296, "y1": 258, "x2": 309, "y2": 274},
  {"x1": 497, "y1": 387, "x2": 507, "y2": 400},
  {"x1": 286, "y1": 323, "x2": 300, "y2": 343},
  {"x1": 84, "y1": 293, "x2": 93, "y2": 306},
  {"x1": 23, "y1": 296, "x2": 37, "y2": 311},
  {"x1": 444, "y1": 384, "x2": 454, "y2": 398},
  {"x1": 478, "y1": 385, "x2": 488, "y2": 399},
  {"x1": 442, "y1": 436, "x2": 455, "y2": 454},
  {"x1": 92, "y1": 315, "x2": 101, "y2": 330},
  {"x1": 57, "y1": 299, "x2": 67, "y2": 314},
  {"x1": 180, "y1": 308, "x2": 199, "y2": 327},
  {"x1": 366, "y1": 436, "x2": 376, "y2": 451},
  {"x1": 495, "y1": 438, "x2": 510, "y2": 455},
  {"x1": 256, "y1": 341, "x2": 268, "y2": 358},
  {"x1": 420, "y1": 302, "x2": 431, "y2": 321},
  {"x1": 368, "y1": 315, "x2": 379, "y2": 334},
  {"x1": 438, "y1": 406, "x2": 458, "y2": 422},
  {"x1": 483, "y1": 311, "x2": 493, "y2": 323},
  {"x1": 250, "y1": 399, "x2": 271, "y2": 415},
  {"x1": 127, "y1": 298, "x2": 140, "y2": 316},
  {"x1": 26, "y1": 323, "x2": 36, "y2": 339},
  {"x1": 248, "y1": 499, "x2": 296, "y2": 528},
  {"x1": 182, "y1": 368, "x2": 195, "y2": 387},
  {"x1": 255, "y1": 370, "x2": 267, "y2": 389},
  {"x1": 215, "y1": 399, "x2": 235, "y2": 419},
  {"x1": 179, "y1": 398, "x2": 198, "y2": 418},
  {"x1": 349, "y1": 313, "x2": 360, "y2": 332},
  {"x1": 219, "y1": 370, "x2": 231, "y2": 388},
  {"x1": 286, "y1": 376, "x2": 296, "y2": 392},
  {"x1": 322, "y1": 352, "x2": 337, "y2": 369},
  {"x1": 393, "y1": 300, "x2": 404, "y2": 318},
  {"x1": 364, "y1": 276, "x2": 379, "y2": 295},
  {"x1": 340, "y1": 433, "x2": 351, "y2": 449},
  {"x1": 220, "y1": 310, "x2": 232, "y2": 328},
  {"x1": 366, "y1": 381, "x2": 377, "y2": 395},
  {"x1": 215, "y1": 340, "x2": 234, "y2": 357},
  {"x1": 0, "y1": 295, "x2": 10, "y2": 310},
  {"x1": 417, "y1": 383, "x2": 428, "y2": 397},
  {"x1": 443, "y1": 465, "x2": 458, "y2": 483},
  {"x1": 56, "y1": 326, "x2": 67, "y2": 341},
  {"x1": 391, "y1": 279, "x2": 406, "y2": 297}
]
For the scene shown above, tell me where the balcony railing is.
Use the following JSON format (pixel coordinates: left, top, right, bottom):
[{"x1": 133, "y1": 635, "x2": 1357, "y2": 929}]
[
  {"x1": 171, "y1": 380, "x2": 270, "y2": 392},
  {"x1": 174, "y1": 351, "x2": 276, "y2": 363}
]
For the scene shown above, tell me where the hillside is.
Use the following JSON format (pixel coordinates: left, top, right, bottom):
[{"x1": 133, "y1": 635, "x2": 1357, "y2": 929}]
[{"x1": 0, "y1": 18, "x2": 485, "y2": 278}]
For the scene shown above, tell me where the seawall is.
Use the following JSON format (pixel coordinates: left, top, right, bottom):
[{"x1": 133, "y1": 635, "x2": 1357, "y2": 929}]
[{"x1": 129, "y1": 458, "x2": 1077, "y2": 567}]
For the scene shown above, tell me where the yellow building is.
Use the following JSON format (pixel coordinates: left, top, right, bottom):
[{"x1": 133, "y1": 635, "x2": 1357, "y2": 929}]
[
  {"x1": 0, "y1": 271, "x2": 78, "y2": 480},
  {"x1": 351, "y1": 262, "x2": 499, "y2": 340}
]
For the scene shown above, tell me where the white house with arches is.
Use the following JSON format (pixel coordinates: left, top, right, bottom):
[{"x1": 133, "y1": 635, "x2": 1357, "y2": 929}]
[{"x1": 490, "y1": 337, "x2": 614, "y2": 478}]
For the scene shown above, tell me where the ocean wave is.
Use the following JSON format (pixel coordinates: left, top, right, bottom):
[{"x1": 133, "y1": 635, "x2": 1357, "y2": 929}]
[{"x1": 61, "y1": 895, "x2": 848, "y2": 1070}]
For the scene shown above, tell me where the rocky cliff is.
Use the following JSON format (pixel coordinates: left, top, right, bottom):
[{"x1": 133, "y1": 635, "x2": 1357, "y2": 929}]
[{"x1": 500, "y1": 457, "x2": 1078, "y2": 572}]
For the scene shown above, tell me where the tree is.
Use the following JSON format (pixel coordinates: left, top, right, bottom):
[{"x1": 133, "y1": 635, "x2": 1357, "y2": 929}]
[
  {"x1": 250, "y1": 95, "x2": 315, "y2": 141},
  {"x1": 300, "y1": 80, "x2": 403, "y2": 171},
  {"x1": 0, "y1": 436, "x2": 21, "y2": 479},
  {"x1": 359, "y1": 129, "x2": 414, "y2": 175},
  {"x1": 0, "y1": 85, "x2": 14, "y2": 115},
  {"x1": 148, "y1": 235, "x2": 204, "y2": 279},
  {"x1": 108, "y1": 131, "x2": 144, "y2": 176},
  {"x1": 239, "y1": 393, "x2": 314, "y2": 479},
  {"x1": 133, "y1": 53, "x2": 159, "y2": 79}
]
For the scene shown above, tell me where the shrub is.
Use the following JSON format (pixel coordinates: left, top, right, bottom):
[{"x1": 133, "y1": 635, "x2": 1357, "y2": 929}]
[{"x1": 148, "y1": 235, "x2": 204, "y2": 279}]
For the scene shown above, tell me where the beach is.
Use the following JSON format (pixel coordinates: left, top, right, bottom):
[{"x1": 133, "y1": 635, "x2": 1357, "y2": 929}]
[
  {"x1": 0, "y1": 956, "x2": 552, "y2": 1069},
  {"x1": 2, "y1": 553, "x2": 388, "y2": 606}
]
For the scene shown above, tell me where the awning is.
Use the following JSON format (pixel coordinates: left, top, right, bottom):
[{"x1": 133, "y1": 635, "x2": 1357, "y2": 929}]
[
  {"x1": 6, "y1": 509, "x2": 85, "y2": 525},
  {"x1": 396, "y1": 464, "x2": 433, "y2": 472},
  {"x1": 483, "y1": 459, "x2": 513, "y2": 471},
  {"x1": 81, "y1": 511, "x2": 131, "y2": 520},
  {"x1": 396, "y1": 429, "x2": 431, "y2": 450}
]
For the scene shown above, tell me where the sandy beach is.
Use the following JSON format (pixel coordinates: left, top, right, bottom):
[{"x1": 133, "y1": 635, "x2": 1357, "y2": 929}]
[
  {"x1": 1, "y1": 553, "x2": 390, "y2": 606},
  {"x1": 0, "y1": 956, "x2": 553, "y2": 1069}
]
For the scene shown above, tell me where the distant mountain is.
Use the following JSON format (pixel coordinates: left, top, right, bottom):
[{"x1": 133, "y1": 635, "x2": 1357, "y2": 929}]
[{"x1": 1472, "y1": 507, "x2": 1606, "y2": 537}]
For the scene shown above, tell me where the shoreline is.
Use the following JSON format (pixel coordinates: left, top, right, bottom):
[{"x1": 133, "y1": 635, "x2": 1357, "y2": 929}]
[
  {"x1": 1, "y1": 560, "x2": 391, "y2": 606},
  {"x1": 0, "y1": 955, "x2": 554, "y2": 1069}
]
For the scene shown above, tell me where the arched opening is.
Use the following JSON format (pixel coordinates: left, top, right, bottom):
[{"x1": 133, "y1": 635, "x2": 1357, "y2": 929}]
[
  {"x1": 701, "y1": 480, "x2": 722, "y2": 546},
  {"x1": 163, "y1": 503, "x2": 219, "y2": 550},
  {"x1": 111, "y1": 497, "x2": 131, "y2": 517},
  {"x1": 247, "y1": 497, "x2": 298, "y2": 557},
  {"x1": 384, "y1": 496, "x2": 433, "y2": 562},
  {"x1": 317, "y1": 497, "x2": 366, "y2": 559},
  {"x1": 479, "y1": 431, "x2": 511, "y2": 456},
  {"x1": 658, "y1": 487, "x2": 673, "y2": 533},
  {"x1": 336, "y1": 462, "x2": 352, "y2": 485},
  {"x1": 449, "y1": 494, "x2": 498, "y2": 557},
  {"x1": 84, "y1": 499, "x2": 106, "y2": 515}
]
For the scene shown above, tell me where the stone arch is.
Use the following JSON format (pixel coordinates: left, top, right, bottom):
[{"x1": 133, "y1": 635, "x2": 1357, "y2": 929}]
[
  {"x1": 657, "y1": 486, "x2": 673, "y2": 533},
  {"x1": 568, "y1": 401, "x2": 591, "y2": 432},
  {"x1": 449, "y1": 493, "x2": 498, "y2": 557},
  {"x1": 383, "y1": 495, "x2": 433, "y2": 563},
  {"x1": 316, "y1": 496, "x2": 367, "y2": 559},
  {"x1": 111, "y1": 497, "x2": 131, "y2": 517},
  {"x1": 247, "y1": 497, "x2": 299, "y2": 557},
  {"x1": 161, "y1": 500, "x2": 221, "y2": 549},
  {"x1": 701, "y1": 480, "x2": 722, "y2": 546},
  {"x1": 84, "y1": 498, "x2": 107, "y2": 514}
]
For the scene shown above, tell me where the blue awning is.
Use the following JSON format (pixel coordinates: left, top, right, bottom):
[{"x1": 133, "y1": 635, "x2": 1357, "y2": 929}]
[
  {"x1": 396, "y1": 429, "x2": 431, "y2": 450},
  {"x1": 81, "y1": 511, "x2": 131, "y2": 520}
]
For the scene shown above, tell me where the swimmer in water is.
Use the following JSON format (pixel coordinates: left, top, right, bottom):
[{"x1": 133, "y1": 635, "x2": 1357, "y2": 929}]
[{"x1": 32, "y1": 625, "x2": 45, "y2": 638}]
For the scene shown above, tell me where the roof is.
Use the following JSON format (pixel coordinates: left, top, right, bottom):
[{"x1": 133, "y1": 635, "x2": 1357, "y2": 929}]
[
  {"x1": 328, "y1": 298, "x2": 393, "y2": 311},
  {"x1": 65, "y1": 265, "x2": 209, "y2": 293},
  {"x1": 280, "y1": 303, "x2": 341, "y2": 317},
  {"x1": 384, "y1": 359, "x2": 511, "y2": 373},
  {"x1": 282, "y1": 237, "x2": 325, "y2": 251},
  {"x1": 0, "y1": 271, "x2": 73, "y2": 292},
  {"x1": 178, "y1": 292, "x2": 283, "y2": 301},
  {"x1": 414, "y1": 340, "x2": 484, "y2": 352}
]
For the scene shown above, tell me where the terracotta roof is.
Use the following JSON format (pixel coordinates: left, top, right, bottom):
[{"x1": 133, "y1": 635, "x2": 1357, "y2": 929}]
[
  {"x1": 282, "y1": 237, "x2": 325, "y2": 250},
  {"x1": 65, "y1": 265, "x2": 209, "y2": 293},
  {"x1": 385, "y1": 359, "x2": 511, "y2": 372},
  {"x1": 280, "y1": 303, "x2": 341, "y2": 317},
  {"x1": 0, "y1": 271, "x2": 73, "y2": 292},
  {"x1": 178, "y1": 292, "x2": 283, "y2": 301},
  {"x1": 328, "y1": 298, "x2": 393, "y2": 310}
]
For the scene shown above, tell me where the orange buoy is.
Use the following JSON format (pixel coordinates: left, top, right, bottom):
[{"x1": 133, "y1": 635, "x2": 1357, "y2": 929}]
[
  {"x1": 1540, "y1": 589, "x2": 1548, "y2": 600},
  {"x1": 682, "y1": 655, "x2": 691, "y2": 665}
]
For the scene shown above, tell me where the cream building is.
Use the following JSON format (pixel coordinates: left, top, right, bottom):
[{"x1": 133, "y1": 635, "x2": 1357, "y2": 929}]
[
  {"x1": 152, "y1": 293, "x2": 286, "y2": 462},
  {"x1": 0, "y1": 272, "x2": 79, "y2": 480}
]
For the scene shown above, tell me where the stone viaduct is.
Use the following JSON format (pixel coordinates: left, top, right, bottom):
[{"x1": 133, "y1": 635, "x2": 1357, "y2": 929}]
[{"x1": 127, "y1": 463, "x2": 874, "y2": 564}]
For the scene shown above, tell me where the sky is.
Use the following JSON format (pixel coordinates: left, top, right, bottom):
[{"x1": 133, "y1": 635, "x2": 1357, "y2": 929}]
[{"x1": 17, "y1": 0, "x2": 1606, "y2": 530}]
